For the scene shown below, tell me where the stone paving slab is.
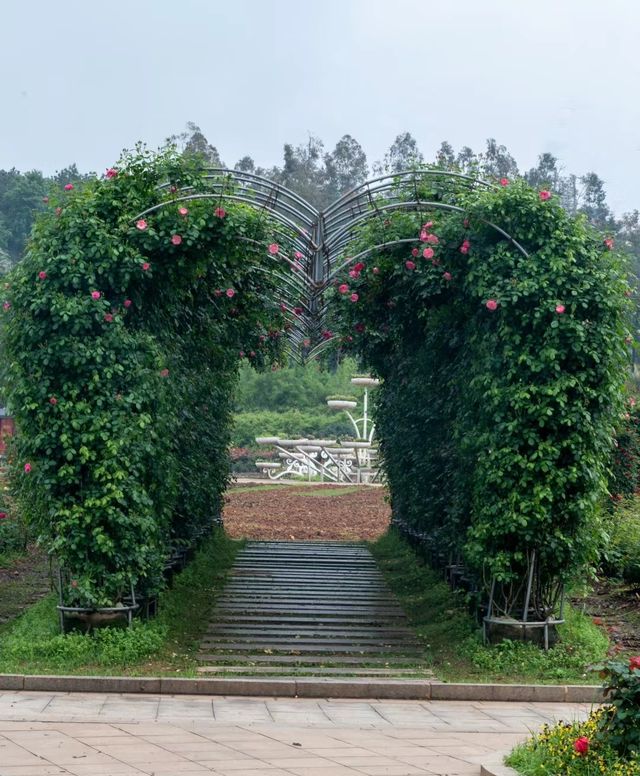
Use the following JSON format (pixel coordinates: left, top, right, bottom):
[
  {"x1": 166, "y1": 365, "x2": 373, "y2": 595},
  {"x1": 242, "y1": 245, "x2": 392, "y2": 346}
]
[{"x1": 0, "y1": 692, "x2": 593, "y2": 775}]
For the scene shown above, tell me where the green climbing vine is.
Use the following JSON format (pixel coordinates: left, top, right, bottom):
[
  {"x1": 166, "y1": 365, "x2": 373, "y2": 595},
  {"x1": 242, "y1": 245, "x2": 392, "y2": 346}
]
[
  {"x1": 2, "y1": 148, "x2": 293, "y2": 607},
  {"x1": 330, "y1": 177, "x2": 630, "y2": 588}
]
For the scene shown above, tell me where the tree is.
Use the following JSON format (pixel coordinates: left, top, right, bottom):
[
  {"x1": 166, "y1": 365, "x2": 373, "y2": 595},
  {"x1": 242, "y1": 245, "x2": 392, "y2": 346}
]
[
  {"x1": 374, "y1": 132, "x2": 424, "y2": 175},
  {"x1": 579, "y1": 172, "x2": 612, "y2": 229},
  {"x1": 0, "y1": 169, "x2": 48, "y2": 262},
  {"x1": 168, "y1": 122, "x2": 224, "y2": 166},
  {"x1": 324, "y1": 134, "x2": 368, "y2": 201},
  {"x1": 279, "y1": 135, "x2": 328, "y2": 208},
  {"x1": 456, "y1": 146, "x2": 477, "y2": 174},
  {"x1": 234, "y1": 156, "x2": 256, "y2": 173},
  {"x1": 435, "y1": 141, "x2": 456, "y2": 169},
  {"x1": 478, "y1": 138, "x2": 519, "y2": 179},
  {"x1": 525, "y1": 152, "x2": 561, "y2": 190}
]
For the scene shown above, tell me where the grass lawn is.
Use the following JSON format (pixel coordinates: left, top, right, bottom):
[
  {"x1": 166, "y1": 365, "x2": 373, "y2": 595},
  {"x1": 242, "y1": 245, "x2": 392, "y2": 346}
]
[
  {"x1": 370, "y1": 530, "x2": 610, "y2": 685},
  {"x1": 0, "y1": 528, "x2": 241, "y2": 676}
]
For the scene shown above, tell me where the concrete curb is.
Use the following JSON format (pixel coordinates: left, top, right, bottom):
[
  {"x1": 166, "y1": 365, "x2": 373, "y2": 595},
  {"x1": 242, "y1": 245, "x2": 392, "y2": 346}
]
[
  {"x1": 0, "y1": 674, "x2": 605, "y2": 702},
  {"x1": 480, "y1": 765, "x2": 519, "y2": 776}
]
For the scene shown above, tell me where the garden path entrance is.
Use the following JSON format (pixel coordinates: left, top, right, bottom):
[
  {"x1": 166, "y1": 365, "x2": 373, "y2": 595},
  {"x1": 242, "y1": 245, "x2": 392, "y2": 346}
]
[{"x1": 197, "y1": 541, "x2": 430, "y2": 677}]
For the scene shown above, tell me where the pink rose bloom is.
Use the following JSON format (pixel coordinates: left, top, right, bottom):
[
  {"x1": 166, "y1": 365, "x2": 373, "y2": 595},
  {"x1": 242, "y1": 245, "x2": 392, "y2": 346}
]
[
  {"x1": 349, "y1": 269, "x2": 358, "y2": 278},
  {"x1": 443, "y1": 272, "x2": 452, "y2": 281},
  {"x1": 303, "y1": 338, "x2": 311, "y2": 347},
  {"x1": 91, "y1": 291, "x2": 101, "y2": 300},
  {"x1": 322, "y1": 329, "x2": 333, "y2": 340},
  {"x1": 411, "y1": 248, "x2": 419, "y2": 257},
  {"x1": 171, "y1": 234, "x2": 182, "y2": 245},
  {"x1": 105, "y1": 168, "x2": 117, "y2": 178},
  {"x1": 123, "y1": 299, "x2": 132, "y2": 308},
  {"x1": 38, "y1": 271, "x2": 47, "y2": 280},
  {"x1": 136, "y1": 219, "x2": 148, "y2": 231},
  {"x1": 555, "y1": 304, "x2": 565, "y2": 314},
  {"x1": 486, "y1": 299, "x2": 498, "y2": 311},
  {"x1": 294, "y1": 306, "x2": 303, "y2": 315},
  {"x1": 239, "y1": 351, "x2": 245, "y2": 358},
  {"x1": 420, "y1": 230, "x2": 428, "y2": 242},
  {"x1": 49, "y1": 397, "x2": 57, "y2": 405},
  {"x1": 159, "y1": 368, "x2": 169, "y2": 377},
  {"x1": 426, "y1": 233, "x2": 439, "y2": 244},
  {"x1": 226, "y1": 288, "x2": 235, "y2": 298},
  {"x1": 2, "y1": 301, "x2": 10, "y2": 311},
  {"x1": 268, "y1": 243, "x2": 279, "y2": 255},
  {"x1": 604, "y1": 237, "x2": 614, "y2": 250},
  {"x1": 214, "y1": 207, "x2": 226, "y2": 218},
  {"x1": 423, "y1": 248, "x2": 434, "y2": 259},
  {"x1": 178, "y1": 207, "x2": 188, "y2": 216},
  {"x1": 294, "y1": 251, "x2": 303, "y2": 259},
  {"x1": 42, "y1": 196, "x2": 49, "y2": 203},
  {"x1": 24, "y1": 463, "x2": 31, "y2": 473},
  {"x1": 104, "y1": 313, "x2": 113, "y2": 323},
  {"x1": 141, "y1": 262, "x2": 150, "y2": 271},
  {"x1": 280, "y1": 302, "x2": 287, "y2": 312},
  {"x1": 539, "y1": 190, "x2": 551, "y2": 201},
  {"x1": 55, "y1": 207, "x2": 62, "y2": 216},
  {"x1": 170, "y1": 185, "x2": 177, "y2": 193},
  {"x1": 64, "y1": 183, "x2": 74, "y2": 191},
  {"x1": 423, "y1": 221, "x2": 433, "y2": 229},
  {"x1": 373, "y1": 267, "x2": 379, "y2": 274},
  {"x1": 405, "y1": 260, "x2": 416, "y2": 270},
  {"x1": 350, "y1": 293, "x2": 359, "y2": 302},
  {"x1": 460, "y1": 239, "x2": 471, "y2": 254},
  {"x1": 500, "y1": 177, "x2": 508, "y2": 186},
  {"x1": 339, "y1": 284, "x2": 349, "y2": 294},
  {"x1": 354, "y1": 262, "x2": 365, "y2": 272}
]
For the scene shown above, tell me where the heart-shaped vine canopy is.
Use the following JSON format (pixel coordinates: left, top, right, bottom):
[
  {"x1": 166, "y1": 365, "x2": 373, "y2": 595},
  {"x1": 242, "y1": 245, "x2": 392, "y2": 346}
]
[{"x1": 2, "y1": 147, "x2": 629, "y2": 610}]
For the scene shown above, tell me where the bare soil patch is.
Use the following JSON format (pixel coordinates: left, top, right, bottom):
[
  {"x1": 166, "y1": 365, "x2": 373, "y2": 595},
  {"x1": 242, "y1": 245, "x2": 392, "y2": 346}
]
[
  {"x1": 576, "y1": 578, "x2": 640, "y2": 654},
  {"x1": 223, "y1": 482, "x2": 391, "y2": 541},
  {"x1": 0, "y1": 546, "x2": 50, "y2": 626}
]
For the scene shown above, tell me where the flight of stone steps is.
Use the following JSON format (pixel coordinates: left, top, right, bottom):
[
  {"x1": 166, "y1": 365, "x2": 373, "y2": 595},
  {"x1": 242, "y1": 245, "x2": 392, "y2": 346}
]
[{"x1": 197, "y1": 541, "x2": 432, "y2": 677}]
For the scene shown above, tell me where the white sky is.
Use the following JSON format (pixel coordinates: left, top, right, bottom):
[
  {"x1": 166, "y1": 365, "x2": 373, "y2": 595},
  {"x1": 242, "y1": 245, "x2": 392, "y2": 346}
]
[{"x1": 1, "y1": 0, "x2": 638, "y2": 213}]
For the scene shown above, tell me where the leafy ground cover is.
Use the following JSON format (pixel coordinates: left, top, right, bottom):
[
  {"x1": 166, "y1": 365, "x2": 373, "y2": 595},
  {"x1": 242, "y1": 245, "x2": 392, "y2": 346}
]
[
  {"x1": 370, "y1": 530, "x2": 612, "y2": 684},
  {"x1": 0, "y1": 528, "x2": 240, "y2": 675}
]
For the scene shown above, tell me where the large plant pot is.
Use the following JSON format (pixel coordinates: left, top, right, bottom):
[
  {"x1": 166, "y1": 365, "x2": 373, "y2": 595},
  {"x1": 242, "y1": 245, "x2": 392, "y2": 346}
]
[{"x1": 351, "y1": 377, "x2": 380, "y2": 388}]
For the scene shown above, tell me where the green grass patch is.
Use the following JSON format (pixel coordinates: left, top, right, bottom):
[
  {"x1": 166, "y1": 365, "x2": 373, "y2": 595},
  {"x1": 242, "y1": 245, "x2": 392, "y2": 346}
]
[
  {"x1": 370, "y1": 529, "x2": 609, "y2": 684},
  {"x1": 0, "y1": 528, "x2": 242, "y2": 676},
  {"x1": 230, "y1": 484, "x2": 360, "y2": 497}
]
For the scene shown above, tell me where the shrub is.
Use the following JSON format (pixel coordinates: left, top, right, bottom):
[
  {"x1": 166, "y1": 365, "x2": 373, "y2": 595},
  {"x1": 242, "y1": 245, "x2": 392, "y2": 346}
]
[{"x1": 596, "y1": 655, "x2": 640, "y2": 757}]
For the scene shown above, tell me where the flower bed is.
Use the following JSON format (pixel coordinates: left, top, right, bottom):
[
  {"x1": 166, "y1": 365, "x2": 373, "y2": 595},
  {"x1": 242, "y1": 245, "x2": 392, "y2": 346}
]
[{"x1": 507, "y1": 657, "x2": 640, "y2": 774}]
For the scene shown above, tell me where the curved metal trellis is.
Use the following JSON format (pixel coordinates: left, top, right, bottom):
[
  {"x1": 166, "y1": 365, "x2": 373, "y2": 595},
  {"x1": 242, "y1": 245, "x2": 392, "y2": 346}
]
[{"x1": 133, "y1": 167, "x2": 530, "y2": 359}]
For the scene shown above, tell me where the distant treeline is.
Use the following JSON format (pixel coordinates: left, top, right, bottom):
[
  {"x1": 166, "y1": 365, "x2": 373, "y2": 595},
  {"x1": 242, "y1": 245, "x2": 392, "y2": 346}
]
[{"x1": 2, "y1": 123, "x2": 639, "y2": 280}]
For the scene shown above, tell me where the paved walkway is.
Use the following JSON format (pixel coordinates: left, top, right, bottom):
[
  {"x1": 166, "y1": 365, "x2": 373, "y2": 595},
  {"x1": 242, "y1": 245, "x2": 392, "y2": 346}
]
[
  {"x1": 0, "y1": 691, "x2": 591, "y2": 775},
  {"x1": 198, "y1": 542, "x2": 428, "y2": 676}
]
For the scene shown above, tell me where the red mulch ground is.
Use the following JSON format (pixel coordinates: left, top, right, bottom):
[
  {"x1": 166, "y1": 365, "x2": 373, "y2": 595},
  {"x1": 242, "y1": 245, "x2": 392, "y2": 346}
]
[{"x1": 223, "y1": 482, "x2": 391, "y2": 541}]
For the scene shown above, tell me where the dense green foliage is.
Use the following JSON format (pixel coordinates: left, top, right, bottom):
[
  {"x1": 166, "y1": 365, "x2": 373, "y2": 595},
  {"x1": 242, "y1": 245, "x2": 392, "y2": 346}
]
[
  {"x1": 0, "y1": 528, "x2": 240, "y2": 674},
  {"x1": 1, "y1": 149, "x2": 289, "y2": 607},
  {"x1": 336, "y1": 178, "x2": 629, "y2": 589},
  {"x1": 598, "y1": 656, "x2": 640, "y2": 757}
]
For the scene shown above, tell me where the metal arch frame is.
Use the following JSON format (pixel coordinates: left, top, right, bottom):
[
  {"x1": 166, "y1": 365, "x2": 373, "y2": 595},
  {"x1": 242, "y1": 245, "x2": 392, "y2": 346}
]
[{"x1": 128, "y1": 167, "x2": 531, "y2": 356}]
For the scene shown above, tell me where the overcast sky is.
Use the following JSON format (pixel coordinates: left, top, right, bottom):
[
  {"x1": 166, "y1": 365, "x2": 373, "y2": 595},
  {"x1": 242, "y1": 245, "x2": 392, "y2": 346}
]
[{"x1": 2, "y1": 0, "x2": 638, "y2": 213}]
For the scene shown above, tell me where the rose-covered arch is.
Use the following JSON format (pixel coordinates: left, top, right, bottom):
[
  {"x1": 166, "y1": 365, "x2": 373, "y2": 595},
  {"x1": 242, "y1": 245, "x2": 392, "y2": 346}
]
[
  {"x1": 323, "y1": 171, "x2": 629, "y2": 635},
  {"x1": 2, "y1": 152, "x2": 629, "y2": 632},
  {"x1": 3, "y1": 149, "x2": 320, "y2": 609}
]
